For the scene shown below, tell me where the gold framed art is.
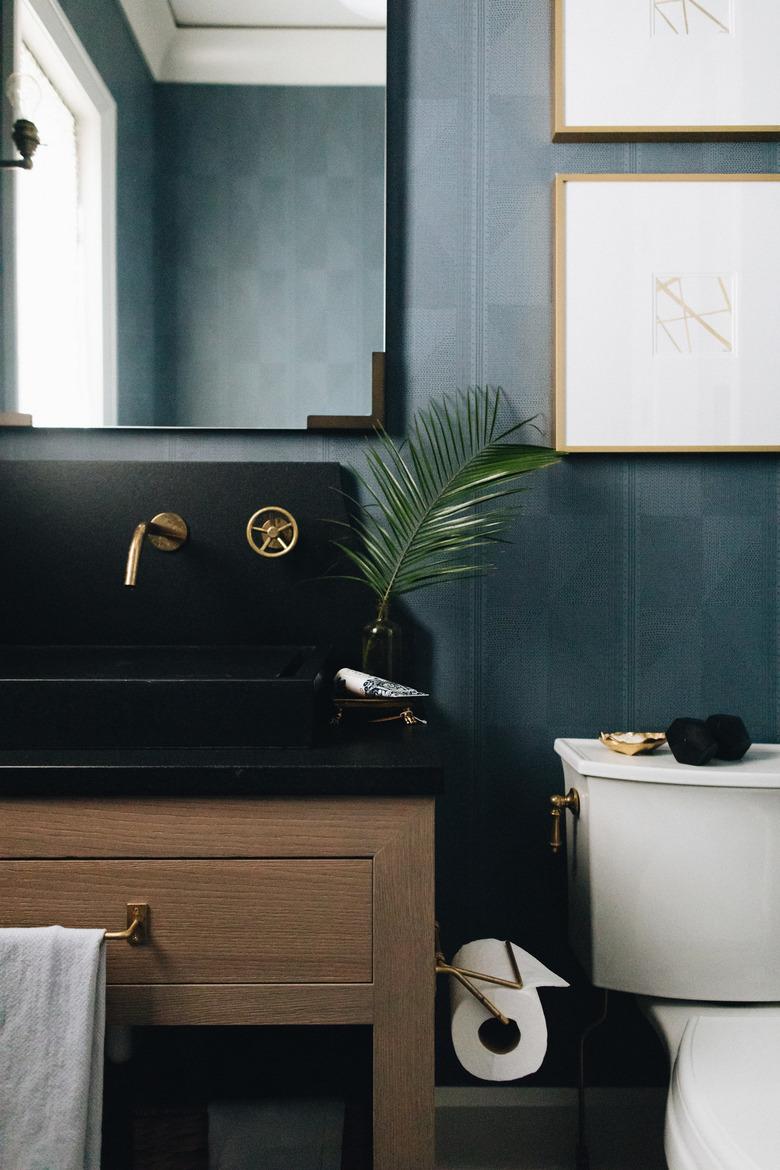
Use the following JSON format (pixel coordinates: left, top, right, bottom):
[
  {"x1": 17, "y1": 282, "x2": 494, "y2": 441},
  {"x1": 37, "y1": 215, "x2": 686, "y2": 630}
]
[
  {"x1": 553, "y1": 0, "x2": 780, "y2": 141},
  {"x1": 555, "y1": 174, "x2": 780, "y2": 453}
]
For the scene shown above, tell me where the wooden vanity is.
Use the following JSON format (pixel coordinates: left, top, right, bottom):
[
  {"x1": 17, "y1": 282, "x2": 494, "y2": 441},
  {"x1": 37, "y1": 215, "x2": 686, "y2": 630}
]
[{"x1": 0, "y1": 737, "x2": 440, "y2": 1170}]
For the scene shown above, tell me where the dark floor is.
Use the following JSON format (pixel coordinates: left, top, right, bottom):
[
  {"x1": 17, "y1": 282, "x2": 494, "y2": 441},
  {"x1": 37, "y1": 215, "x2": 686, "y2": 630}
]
[{"x1": 435, "y1": 1088, "x2": 668, "y2": 1170}]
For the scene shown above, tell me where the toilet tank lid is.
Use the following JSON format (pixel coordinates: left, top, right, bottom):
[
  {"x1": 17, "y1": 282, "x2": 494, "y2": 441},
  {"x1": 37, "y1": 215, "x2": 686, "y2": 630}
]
[{"x1": 554, "y1": 738, "x2": 780, "y2": 788}]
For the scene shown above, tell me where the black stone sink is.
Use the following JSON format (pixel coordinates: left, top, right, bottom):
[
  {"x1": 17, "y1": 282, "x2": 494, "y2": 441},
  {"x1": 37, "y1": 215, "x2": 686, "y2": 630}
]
[{"x1": 0, "y1": 645, "x2": 332, "y2": 749}]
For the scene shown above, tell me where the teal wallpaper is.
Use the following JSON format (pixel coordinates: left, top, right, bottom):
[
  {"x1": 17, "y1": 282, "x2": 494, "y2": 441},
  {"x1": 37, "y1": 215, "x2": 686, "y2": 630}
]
[{"x1": 1, "y1": 0, "x2": 779, "y2": 1086}]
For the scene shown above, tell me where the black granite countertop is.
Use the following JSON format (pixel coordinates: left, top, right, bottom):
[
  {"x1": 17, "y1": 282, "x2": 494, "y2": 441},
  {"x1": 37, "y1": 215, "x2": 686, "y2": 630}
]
[{"x1": 0, "y1": 728, "x2": 443, "y2": 796}]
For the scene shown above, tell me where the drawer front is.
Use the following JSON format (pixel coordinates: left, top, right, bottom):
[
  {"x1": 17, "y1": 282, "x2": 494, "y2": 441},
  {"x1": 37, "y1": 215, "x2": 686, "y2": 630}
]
[{"x1": 0, "y1": 860, "x2": 372, "y2": 984}]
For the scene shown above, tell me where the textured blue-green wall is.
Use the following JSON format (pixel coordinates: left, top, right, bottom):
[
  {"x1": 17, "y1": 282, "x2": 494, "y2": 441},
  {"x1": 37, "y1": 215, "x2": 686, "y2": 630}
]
[{"x1": 2, "y1": 0, "x2": 779, "y2": 1085}]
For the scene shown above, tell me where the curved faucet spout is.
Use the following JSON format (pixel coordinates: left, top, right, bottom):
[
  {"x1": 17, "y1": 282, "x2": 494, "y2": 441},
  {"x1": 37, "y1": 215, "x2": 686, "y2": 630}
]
[
  {"x1": 124, "y1": 512, "x2": 189, "y2": 587},
  {"x1": 124, "y1": 521, "x2": 149, "y2": 587}
]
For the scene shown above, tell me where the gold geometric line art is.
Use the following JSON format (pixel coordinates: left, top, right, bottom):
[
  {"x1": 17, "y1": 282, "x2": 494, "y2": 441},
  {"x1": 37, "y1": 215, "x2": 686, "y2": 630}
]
[
  {"x1": 656, "y1": 315, "x2": 683, "y2": 352},
  {"x1": 656, "y1": 5, "x2": 679, "y2": 33},
  {"x1": 687, "y1": 0, "x2": 729, "y2": 32},
  {"x1": 661, "y1": 309, "x2": 730, "y2": 324},
  {"x1": 677, "y1": 276, "x2": 692, "y2": 352},
  {"x1": 653, "y1": 0, "x2": 730, "y2": 35},
  {"x1": 717, "y1": 275, "x2": 731, "y2": 310},
  {"x1": 656, "y1": 276, "x2": 731, "y2": 350},
  {"x1": 655, "y1": 275, "x2": 733, "y2": 354}
]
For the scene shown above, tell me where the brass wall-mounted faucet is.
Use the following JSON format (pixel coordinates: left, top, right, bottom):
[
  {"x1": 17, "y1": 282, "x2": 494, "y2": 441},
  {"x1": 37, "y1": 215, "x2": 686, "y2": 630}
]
[{"x1": 124, "y1": 512, "x2": 189, "y2": 587}]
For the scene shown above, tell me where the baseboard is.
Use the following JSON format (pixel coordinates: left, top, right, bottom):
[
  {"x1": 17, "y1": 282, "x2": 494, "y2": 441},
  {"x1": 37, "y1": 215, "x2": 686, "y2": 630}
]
[
  {"x1": 435, "y1": 1086, "x2": 666, "y2": 1109},
  {"x1": 435, "y1": 1085, "x2": 669, "y2": 1170}
]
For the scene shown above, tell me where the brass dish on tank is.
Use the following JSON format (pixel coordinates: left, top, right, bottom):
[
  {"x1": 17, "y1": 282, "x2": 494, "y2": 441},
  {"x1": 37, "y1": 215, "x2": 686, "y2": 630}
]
[{"x1": 599, "y1": 731, "x2": 667, "y2": 756}]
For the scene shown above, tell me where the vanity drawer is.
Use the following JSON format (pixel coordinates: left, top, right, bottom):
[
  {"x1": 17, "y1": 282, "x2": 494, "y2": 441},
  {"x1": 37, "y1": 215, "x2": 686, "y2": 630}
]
[{"x1": 0, "y1": 859, "x2": 372, "y2": 984}]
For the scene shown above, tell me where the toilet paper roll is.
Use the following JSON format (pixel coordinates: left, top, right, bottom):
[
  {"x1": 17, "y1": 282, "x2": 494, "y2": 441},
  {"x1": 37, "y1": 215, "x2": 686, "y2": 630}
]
[{"x1": 450, "y1": 939, "x2": 568, "y2": 1081}]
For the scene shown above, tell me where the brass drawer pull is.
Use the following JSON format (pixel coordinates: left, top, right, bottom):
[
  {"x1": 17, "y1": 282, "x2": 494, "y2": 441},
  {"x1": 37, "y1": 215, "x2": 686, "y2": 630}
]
[{"x1": 104, "y1": 903, "x2": 148, "y2": 946}]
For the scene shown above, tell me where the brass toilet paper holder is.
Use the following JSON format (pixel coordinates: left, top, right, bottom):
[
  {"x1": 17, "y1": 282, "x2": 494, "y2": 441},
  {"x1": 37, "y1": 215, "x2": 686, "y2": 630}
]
[{"x1": 435, "y1": 923, "x2": 524, "y2": 1026}]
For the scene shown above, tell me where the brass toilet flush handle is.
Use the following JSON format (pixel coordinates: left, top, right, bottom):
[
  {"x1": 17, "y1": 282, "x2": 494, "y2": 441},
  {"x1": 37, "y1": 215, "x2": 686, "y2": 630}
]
[
  {"x1": 124, "y1": 512, "x2": 189, "y2": 587},
  {"x1": 549, "y1": 788, "x2": 580, "y2": 853},
  {"x1": 246, "y1": 507, "x2": 299, "y2": 558}
]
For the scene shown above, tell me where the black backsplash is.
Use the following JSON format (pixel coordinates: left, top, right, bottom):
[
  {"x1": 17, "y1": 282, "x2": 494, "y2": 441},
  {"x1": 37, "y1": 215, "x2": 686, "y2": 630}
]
[{"x1": 0, "y1": 462, "x2": 366, "y2": 658}]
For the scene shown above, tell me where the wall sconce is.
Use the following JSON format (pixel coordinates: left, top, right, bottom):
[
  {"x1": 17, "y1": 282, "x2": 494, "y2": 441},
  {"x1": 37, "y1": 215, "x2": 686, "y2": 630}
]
[{"x1": 0, "y1": 73, "x2": 41, "y2": 170}]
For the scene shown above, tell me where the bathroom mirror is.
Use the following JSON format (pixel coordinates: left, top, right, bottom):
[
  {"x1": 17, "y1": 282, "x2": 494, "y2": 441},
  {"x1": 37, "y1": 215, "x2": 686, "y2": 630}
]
[{"x1": 0, "y1": 0, "x2": 386, "y2": 430}]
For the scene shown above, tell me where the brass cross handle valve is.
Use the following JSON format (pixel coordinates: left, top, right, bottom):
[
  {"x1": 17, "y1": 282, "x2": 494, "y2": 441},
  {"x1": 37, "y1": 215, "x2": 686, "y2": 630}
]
[
  {"x1": 246, "y1": 507, "x2": 299, "y2": 558},
  {"x1": 549, "y1": 788, "x2": 580, "y2": 853}
]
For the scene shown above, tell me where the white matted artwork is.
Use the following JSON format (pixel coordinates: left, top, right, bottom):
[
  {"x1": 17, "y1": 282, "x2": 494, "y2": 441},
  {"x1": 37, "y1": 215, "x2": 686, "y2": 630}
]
[
  {"x1": 554, "y1": 175, "x2": 780, "y2": 452},
  {"x1": 553, "y1": 0, "x2": 780, "y2": 138}
]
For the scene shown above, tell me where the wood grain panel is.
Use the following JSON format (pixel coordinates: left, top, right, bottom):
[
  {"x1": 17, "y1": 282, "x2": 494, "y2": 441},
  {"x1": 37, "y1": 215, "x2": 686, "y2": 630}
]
[
  {"x1": 0, "y1": 797, "x2": 417, "y2": 858},
  {"x1": 107, "y1": 982, "x2": 374, "y2": 1026},
  {"x1": 0, "y1": 859, "x2": 372, "y2": 983},
  {"x1": 372, "y1": 798, "x2": 435, "y2": 1169}
]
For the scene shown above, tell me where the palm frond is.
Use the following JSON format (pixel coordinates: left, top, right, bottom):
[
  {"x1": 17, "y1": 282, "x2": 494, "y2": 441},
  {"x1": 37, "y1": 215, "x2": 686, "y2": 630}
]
[{"x1": 337, "y1": 387, "x2": 559, "y2": 612}]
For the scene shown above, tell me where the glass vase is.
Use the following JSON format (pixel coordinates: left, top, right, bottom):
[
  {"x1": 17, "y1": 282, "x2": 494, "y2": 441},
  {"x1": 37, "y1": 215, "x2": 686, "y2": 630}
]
[{"x1": 361, "y1": 605, "x2": 402, "y2": 680}]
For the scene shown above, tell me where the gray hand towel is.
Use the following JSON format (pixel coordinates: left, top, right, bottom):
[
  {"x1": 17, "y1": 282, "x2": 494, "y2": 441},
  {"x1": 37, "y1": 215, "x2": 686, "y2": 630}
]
[{"x1": 0, "y1": 926, "x2": 106, "y2": 1170}]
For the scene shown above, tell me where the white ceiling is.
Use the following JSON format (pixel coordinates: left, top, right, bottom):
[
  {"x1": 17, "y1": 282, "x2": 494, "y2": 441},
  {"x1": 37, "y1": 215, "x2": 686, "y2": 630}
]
[
  {"x1": 168, "y1": 1, "x2": 386, "y2": 28},
  {"x1": 119, "y1": 0, "x2": 385, "y2": 84}
]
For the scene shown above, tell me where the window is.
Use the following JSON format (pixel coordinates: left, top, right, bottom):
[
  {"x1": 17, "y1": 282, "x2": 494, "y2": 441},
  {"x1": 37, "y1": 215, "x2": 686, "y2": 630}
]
[{"x1": 12, "y1": 0, "x2": 116, "y2": 425}]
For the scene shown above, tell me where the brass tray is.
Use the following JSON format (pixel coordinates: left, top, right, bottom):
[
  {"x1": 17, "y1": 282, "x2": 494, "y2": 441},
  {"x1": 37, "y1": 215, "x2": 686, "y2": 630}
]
[
  {"x1": 332, "y1": 697, "x2": 427, "y2": 728},
  {"x1": 599, "y1": 731, "x2": 666, "y2": 756}
]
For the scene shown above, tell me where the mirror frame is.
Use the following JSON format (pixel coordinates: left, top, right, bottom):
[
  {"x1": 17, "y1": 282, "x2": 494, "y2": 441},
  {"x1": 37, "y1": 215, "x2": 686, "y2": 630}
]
[{"x1": 307, "y1": 352, "x2": 385, "y2": 430}]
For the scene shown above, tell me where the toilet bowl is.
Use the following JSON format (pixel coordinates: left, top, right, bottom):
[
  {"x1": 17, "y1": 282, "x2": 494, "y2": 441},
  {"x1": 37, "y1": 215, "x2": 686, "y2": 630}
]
[
  {"x1": 644, "y1": 1001, "x2": 780, "y2": 1170},
  {"x1": 554, "y1": 738, "x2": 780, "y2": 1170}
]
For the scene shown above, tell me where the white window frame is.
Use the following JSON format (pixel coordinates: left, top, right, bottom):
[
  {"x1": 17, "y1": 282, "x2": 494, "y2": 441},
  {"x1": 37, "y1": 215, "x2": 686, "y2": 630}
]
[{"x1": 13, "y1": 0, "x2": 117, "y2": 424}]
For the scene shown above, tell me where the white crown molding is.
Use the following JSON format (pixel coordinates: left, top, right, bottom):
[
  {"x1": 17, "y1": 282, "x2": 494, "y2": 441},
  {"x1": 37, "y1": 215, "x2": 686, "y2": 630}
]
[
  {"x1": 169, "y1": 0, "x2": 386, "y2": 28},
  {"x1": 118, "y1": 0, "x2": 176, "y2": 78},
  {"x1": 162, "y1": 27, "x2": 385, "y2": 85},
  {"x1": 118, "y1": 1, "x2": 385, "y2": 85}
]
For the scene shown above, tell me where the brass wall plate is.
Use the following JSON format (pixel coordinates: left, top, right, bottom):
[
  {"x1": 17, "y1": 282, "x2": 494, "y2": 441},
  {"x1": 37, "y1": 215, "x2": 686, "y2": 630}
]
[
  {"x1": 125, "y1": 902, "x2": 148, "y2": 946},
  {"x1": 147, "y1": 512, "x2": 188, "y2": 552},
  {"x1": 104, "y1": 902, "x2": 149, "y2": 945},
  {"x1": 246, "y1": 507, "x2": 299, "y2": 557}
]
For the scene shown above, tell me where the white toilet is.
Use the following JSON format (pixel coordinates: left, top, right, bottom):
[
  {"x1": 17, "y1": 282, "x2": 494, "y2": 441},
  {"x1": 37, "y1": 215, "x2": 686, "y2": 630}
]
[{"x1": 554, "y1": 737, "x2": 780, "y2": 1170}]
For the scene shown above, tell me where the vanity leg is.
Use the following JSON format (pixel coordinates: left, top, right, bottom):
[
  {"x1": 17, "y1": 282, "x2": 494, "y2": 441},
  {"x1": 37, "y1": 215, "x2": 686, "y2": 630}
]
[{"x1": 372, "y1": 799, "x2": 435, "y2": 1170}]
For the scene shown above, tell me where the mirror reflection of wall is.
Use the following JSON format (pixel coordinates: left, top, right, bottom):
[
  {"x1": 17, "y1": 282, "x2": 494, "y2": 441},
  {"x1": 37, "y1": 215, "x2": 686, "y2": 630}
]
[
  {"x1": 2, "y1": 0, "x2": 386, "y2": 429},
  {"x1": 155, "y1": 82, "x2": 384, "y2": 428}
]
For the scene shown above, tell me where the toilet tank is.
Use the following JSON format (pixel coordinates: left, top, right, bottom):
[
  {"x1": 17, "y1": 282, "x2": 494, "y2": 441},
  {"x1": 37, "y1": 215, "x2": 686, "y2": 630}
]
[{"x1": 554, "y1": 738, "x2": 780, "y2": 1002}]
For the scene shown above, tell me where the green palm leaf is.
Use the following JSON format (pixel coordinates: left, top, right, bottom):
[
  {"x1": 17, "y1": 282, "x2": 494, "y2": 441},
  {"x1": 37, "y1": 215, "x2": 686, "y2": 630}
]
[{"x1": 334, "y1": 387, "x2": 559, "y2": 615}]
